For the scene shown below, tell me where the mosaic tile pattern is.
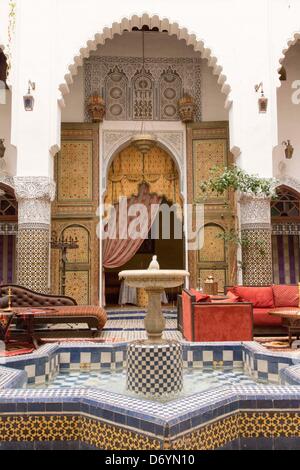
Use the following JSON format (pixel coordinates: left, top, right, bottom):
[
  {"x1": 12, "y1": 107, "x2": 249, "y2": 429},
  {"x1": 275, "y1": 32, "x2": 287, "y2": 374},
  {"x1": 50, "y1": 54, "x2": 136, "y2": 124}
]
[
  {"x1": 17, "y1": 227, "x2": 50, "y2": 293},
  {"x1": 241, "y1": 228, "x2": 273, "y2": 286},
  {"x1": 1, "y1": 342, "x2": 300, "y2": 449}
]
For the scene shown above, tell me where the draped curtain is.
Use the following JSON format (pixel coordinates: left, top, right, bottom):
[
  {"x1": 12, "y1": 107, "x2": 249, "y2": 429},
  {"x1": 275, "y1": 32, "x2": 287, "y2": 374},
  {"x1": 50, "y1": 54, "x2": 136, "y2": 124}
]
[{"x1": 102, "y1": 183, "x2": 162, "y2": 304}]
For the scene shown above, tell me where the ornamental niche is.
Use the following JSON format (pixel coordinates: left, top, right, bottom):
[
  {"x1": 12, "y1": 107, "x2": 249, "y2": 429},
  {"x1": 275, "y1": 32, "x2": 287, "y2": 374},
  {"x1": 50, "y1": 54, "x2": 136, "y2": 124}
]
[{"x1": 84, "y1": 56, "x2": 201, "y2": 122}]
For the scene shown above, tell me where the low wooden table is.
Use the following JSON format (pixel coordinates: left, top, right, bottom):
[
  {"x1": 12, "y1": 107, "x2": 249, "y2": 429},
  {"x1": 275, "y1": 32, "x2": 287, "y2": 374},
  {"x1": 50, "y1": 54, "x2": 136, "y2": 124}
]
[
  {"x1": 269, "y1": 308, "x2": 300, "y2": 347},
  {"x1": 0, "y1": 311, "x2": 15, "y2": 343},
  {"x1": 13, "y1": 308, "x2": 57, "y2": 349}
]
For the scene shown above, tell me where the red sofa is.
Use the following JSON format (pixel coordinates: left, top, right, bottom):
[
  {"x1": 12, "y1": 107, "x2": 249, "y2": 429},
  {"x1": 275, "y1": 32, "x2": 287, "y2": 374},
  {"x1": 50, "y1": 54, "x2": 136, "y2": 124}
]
[
  {"x1": 226, "y1": 285, "x2": 300, "y2": 335},
  {"x1": 179, "y1": 289, "x2": 254, "y2": 342}
]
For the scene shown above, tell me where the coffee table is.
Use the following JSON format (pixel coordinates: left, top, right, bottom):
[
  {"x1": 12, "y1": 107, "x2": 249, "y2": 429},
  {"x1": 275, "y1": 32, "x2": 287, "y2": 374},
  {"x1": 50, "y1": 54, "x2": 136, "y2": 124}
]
[{"x1": 269, "y1": 309, "x2": 300, "y2": 347}]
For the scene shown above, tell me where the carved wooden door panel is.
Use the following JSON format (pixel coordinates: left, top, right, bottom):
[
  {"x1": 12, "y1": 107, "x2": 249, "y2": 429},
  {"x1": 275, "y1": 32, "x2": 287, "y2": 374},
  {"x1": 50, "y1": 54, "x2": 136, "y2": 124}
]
[
  {"x1": 51, "y1": 123, "x2": 99, "y2": 305},
  {"x1": 187, "y1": 122, "x2": 236, "y2": 292}
]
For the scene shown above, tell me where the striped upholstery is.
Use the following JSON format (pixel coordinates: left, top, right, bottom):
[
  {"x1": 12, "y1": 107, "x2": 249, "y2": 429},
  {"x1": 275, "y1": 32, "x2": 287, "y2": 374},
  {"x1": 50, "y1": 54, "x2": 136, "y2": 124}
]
[
  {"x1": 14, "y1": 306, "x2": 107, "y2": 331},
  {"x1": 272, "y1": 234, "x2": 300, "y2": 285},
  {"x1": 0, "y1": 235, "x2": 16, "y2": 284}
]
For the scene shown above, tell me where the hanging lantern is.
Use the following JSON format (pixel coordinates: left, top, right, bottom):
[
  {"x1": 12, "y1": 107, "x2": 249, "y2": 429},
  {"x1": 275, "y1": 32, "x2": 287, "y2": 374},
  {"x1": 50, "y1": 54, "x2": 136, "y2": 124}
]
[{"x1": 131, "y1": 133, "x2": 157, "y2": 155}]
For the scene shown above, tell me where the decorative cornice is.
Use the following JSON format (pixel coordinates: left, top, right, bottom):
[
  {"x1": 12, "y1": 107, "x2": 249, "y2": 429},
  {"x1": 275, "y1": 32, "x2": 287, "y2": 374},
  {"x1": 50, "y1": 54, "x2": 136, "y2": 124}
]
[{"x1": 13, "y1": 177, "x2": 56, "y2": 202}]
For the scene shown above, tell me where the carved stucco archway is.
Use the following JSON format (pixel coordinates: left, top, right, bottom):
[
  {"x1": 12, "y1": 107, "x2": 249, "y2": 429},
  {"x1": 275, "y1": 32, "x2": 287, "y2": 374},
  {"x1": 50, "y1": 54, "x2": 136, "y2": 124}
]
[
  {"x1": 58, "y1": 13, "x2": 233, "y2": 109},
  {"x1": 276, "y1": 31, "x2": 300, "y2": 87}
]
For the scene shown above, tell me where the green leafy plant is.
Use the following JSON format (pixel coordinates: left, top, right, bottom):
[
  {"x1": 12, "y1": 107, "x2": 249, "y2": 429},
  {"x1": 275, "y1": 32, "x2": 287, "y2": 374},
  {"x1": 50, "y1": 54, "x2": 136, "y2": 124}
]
[{"x1": 199, "y1": 165, "x2": 278, "y2": 198}]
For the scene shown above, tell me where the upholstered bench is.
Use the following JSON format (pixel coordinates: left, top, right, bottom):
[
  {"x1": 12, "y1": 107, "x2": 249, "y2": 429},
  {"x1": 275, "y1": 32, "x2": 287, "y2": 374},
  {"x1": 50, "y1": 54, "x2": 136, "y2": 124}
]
[{"x1": 0, "y1": 285, "x2": 107, "y2": 338}]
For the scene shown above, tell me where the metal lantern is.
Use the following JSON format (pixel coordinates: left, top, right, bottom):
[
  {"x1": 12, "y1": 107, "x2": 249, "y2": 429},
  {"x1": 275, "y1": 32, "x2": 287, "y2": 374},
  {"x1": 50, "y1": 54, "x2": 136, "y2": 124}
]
[
  {"x1": 131, "y1": 133, "x2": 157, "y2": 155},
  {"x1": 23, "y1": 81, "x2": 35, "y2": 111}
]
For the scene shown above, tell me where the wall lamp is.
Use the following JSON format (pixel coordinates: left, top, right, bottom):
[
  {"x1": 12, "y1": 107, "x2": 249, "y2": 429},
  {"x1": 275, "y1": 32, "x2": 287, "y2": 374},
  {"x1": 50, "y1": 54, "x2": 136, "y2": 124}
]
[
  {"x1": 254, "y1": 82, "x2": 268, "y2": 113},
  {"x1": 23, "y1": 80, "x2": 36, "y2": 111},
  {"x1": 282, "y1": 140, "x2": 294, "y2": 159}
]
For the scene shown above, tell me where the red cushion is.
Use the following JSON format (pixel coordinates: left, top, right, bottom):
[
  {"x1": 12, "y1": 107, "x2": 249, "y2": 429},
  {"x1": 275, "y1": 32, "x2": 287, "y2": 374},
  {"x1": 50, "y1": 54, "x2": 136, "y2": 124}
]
[
  {"x1": 253, "y1": 308, "x2": 282, "y2": 326},
  {"x1": 233, "y1": 286, "x2": 274, "y2": 308},
  {"x1": 273, "y1": 285, "x2": 299, "y2": 308},
  {"x1": 189, "y1": 289, "x2": 211, "y2": 303}
]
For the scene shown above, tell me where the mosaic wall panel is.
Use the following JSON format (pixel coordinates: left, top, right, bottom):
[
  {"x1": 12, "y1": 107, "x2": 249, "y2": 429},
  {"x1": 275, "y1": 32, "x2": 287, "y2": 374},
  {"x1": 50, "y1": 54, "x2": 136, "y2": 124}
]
[
  {"x1": 17, "y1": 227, "x2": 50, "y2": 293},
  {"x1": 65, "y1": 271, "x2": 90, "y2": 305},
  {"x1": 57, "y1": 141, "x2": 93, "y2": 202},
  {"x1": 242, "y1": 228, "x2": 273, "y2": 286},
  {"x1": 84, "y1": 56, "x2": 202, "y2": 121}
]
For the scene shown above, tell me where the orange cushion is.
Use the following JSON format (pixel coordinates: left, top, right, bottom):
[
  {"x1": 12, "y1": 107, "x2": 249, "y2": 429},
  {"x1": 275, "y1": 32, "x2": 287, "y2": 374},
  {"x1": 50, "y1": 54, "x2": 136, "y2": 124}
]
[
  {"x1": 190, "y1": 289, "x2": 211, "y2": 303},
  {"x1": 273, "y1": 285, "x2": 299, "y2": 308},
  {"x1": 233, "y1": 286, "x2": 274, "y2": 308},
  {"x1": 253, "y1": 308, "x2": 282, "y2": 326}
]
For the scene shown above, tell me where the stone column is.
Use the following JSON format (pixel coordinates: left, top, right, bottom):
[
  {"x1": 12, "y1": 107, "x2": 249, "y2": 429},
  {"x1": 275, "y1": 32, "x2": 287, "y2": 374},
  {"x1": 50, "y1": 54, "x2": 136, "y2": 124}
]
[
  {"x1": 14, "y1": 177, "x2": 56, "y2": 293},
  {"x1": 240, "y1": 194, "x2": 273, "y2": 286}
]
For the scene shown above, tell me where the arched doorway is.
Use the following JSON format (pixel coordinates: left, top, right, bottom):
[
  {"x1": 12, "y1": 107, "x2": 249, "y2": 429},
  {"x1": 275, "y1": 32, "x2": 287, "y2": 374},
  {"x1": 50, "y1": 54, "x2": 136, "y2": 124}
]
[
  {"x1": 271, "y1": 186, "x2": 300, "y2": 284},
  {"x1": 103, "y1": 143, "x2": 184, "y2": 306},
  {"x1": 0, "y1": 184, "x2": 18, "y2": 284}
]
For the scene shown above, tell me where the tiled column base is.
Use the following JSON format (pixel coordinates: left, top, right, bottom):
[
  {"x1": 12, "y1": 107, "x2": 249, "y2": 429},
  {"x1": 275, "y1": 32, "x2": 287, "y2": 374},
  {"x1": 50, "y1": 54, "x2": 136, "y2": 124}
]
[
  {"x1": 14, "y1": 177, "x2": 56, "y2": 294},
  {"x1": 127, "y1": 341, "x2": 183, "y2": 398},
  {"x1": 240, "y1": 194, "x2": 273, "y2": 286},
  {"x1": 241, "y1": 228, "x2": 273, "y2": 285},
  {"x1": 17, "y1": 225, "x2": 50, "y2": 293}
]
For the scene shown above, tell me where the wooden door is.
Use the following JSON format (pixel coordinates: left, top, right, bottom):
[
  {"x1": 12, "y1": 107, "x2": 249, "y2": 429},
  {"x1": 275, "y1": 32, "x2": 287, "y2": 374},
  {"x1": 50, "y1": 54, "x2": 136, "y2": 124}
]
[{"x1": 187, "y1": 122, "x2": 236, "y2": 292}]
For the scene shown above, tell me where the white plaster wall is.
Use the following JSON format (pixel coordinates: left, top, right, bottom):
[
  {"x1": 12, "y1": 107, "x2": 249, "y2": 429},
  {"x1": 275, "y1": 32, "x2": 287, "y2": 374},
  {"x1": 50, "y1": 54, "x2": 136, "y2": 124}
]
[
  {"x1": 274, "y1": 41, "x2": 300, "y2": 183},
  {"x1": 0, "y1": 89, "x2": 17, "y2": 176},
  {"x1": 62, "y1": 32, "x2": 228, "y2": 123},
  {"x1": 3, "y1": 0, "x2": 300, "y2": 179},
  {"x1": 61, "y1": 67, "x2": 84, "y2": 122}
]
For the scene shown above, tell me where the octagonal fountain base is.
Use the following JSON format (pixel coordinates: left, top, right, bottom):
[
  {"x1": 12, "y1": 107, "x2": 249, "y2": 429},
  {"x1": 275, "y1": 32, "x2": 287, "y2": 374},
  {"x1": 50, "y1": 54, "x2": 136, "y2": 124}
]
[{"x1": 127, "y1": 340, "x2": 183, "y2": 398}]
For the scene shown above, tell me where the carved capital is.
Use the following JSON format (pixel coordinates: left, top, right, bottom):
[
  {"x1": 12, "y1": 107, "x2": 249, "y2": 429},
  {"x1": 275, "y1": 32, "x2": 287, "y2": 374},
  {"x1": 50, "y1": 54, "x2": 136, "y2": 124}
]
[
  {"x1": 13, "y1": 177, "x2": 56, "y2": 202},
  {"x1": 240, "y1": 193, "x2": 271, "y2": 229},
  {"x1": 13, "y1": 177, "x2": 56, "y2": 226}
]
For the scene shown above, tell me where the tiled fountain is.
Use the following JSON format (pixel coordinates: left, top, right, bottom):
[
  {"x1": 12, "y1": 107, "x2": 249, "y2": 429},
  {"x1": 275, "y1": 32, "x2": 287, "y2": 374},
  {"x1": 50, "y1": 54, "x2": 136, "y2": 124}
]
[{"x1": 119, "y1": 256, "x2": 189, "y2": 398}]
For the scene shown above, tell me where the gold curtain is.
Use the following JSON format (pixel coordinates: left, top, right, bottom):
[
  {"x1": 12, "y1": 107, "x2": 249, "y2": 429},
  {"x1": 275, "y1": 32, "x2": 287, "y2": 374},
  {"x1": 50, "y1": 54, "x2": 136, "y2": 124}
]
[{"x1": 105, "y1": 145, "x2": 182, "y2": 206}]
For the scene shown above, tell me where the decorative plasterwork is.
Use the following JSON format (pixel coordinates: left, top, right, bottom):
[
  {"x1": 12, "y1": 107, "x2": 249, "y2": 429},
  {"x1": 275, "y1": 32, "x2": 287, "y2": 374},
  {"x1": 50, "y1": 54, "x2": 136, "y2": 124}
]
[
  {"x1": 276, "y1": 176, "x2": 300, "y2": 195},
  {"x1": 239, "y1": 194, "x2": 272, "y2": 229},
  {"x1": 14, "y1": 177, "x2": 56, "y2": 226},
  {"x1": 14, "y1": 177, "x2": 56, "y2": 201},
  {"x1": 59, "y1": 14, "x2": 232, "y2": 109},
  {"x1": 102, "y1": 129, "x2": 184, "y2": 185},
  {"x1": 84, "y1": 56, "x2": 202, "y2": 122},
  {"x1": 0, "y1": 175, "x2": 14, "y2": 190}
]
